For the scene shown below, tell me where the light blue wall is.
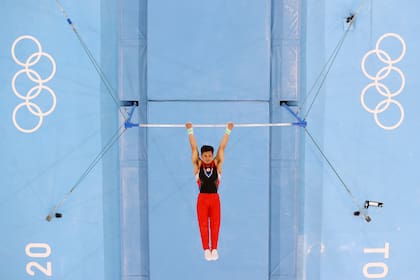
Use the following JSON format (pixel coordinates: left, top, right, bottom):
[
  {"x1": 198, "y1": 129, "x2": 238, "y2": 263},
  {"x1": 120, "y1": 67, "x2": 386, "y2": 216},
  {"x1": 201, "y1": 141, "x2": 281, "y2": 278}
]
[
  {"x1": 270, "y1": 1, "x2": 302, "y2": 280},
  {"x1": 119, "y1": 1, "x2": 149, "y2": 280},
  {"x1": 303, "y1": 0, "x2": 420, "y2": 279},
  {"x1": 101, "y1": 0, "x2": 121, "y2": 279},
  {"x1": 0, "y1": 0, "x2": 120, "y2": 279}
]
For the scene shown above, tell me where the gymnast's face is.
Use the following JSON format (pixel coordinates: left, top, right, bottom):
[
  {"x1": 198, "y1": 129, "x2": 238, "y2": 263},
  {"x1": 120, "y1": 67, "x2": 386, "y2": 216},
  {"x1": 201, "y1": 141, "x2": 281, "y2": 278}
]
[{"x1": 201, "y1": 151, "x2": 213, "y2": 164}]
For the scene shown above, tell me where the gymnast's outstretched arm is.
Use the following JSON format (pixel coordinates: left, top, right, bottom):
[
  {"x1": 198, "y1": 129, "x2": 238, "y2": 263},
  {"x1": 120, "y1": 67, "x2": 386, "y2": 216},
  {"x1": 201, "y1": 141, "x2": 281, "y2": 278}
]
[
  {"x1": 215, "y1": 122, "x2": 234, "y2": 171},
  {"x1": 185, "y1": 122, "x2": 200, "y2": 174}
]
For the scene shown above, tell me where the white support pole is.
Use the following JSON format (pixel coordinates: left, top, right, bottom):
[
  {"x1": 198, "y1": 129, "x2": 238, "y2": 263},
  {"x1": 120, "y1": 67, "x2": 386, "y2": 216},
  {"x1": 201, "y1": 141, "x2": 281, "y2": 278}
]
[{"x1": 137, "y1": 123, "x2": 295, "y2": 128}]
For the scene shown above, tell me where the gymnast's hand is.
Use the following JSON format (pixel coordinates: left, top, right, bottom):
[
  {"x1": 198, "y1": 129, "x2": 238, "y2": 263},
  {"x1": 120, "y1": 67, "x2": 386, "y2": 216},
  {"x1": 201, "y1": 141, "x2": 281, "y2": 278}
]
[{"x1": 227, "y1": 122, "x2": 234, "y2": 130}]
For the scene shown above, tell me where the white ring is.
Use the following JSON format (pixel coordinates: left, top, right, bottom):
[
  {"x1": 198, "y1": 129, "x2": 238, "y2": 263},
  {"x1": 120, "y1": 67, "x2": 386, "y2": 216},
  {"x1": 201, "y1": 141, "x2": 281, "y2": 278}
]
[
  {"x1": 25, "y1": 85, "x2": 57, "y2": 117},
  {"x1": 375, "y1": 33, "x2": 406, "y2": 64},
  {"x1": 12, "y1": 102, "x2": 43, "y2": 134},
  {"x1": 373, "y1": 99, "x2": 404, "y2": 130},
  {"x1": 11, "y1": 35, "x2": 43, "y2": 67},
  {"x1": 361, "y1": 83, "x2": 392, "y2": 114},
  {"x1": 12, "y1": 69, "x2": 42, "y2": 100},
  {"x1": 361, "y1": 49, "x2": 392, "y2": 81},
  {"x1": 374, "y1": 66, "x2": 405, "y2": 98},
  {"x1": 25, "y1": 52, "x2": 56, "y2": 84}
]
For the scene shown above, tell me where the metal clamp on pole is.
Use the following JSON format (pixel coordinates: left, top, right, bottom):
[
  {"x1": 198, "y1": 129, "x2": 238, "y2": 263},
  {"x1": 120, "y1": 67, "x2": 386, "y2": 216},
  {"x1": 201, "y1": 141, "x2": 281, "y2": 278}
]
[
  {"x1": 120, "y1": 100, "x2": 139, "y2": 129},
  {"x1": 280, "y1": 100, "x2": 307, "y2": 128}
]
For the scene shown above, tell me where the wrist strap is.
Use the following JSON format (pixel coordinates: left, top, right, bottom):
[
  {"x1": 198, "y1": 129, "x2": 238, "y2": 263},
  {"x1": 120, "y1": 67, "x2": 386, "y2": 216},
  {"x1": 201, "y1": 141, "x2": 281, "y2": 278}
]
[
  {"x1": 187, "y1": 128, "x2": 193, "y2": 135},
  {"x1": 225, "y1": 128, "x2": 231, "y2": 135}
]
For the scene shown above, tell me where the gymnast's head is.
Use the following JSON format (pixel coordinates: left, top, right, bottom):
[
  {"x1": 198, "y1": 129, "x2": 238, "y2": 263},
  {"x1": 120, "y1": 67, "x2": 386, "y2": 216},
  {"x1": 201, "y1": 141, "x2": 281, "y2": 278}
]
[{"x1": 200, "y1": 145, "x2": 214, "y2": 163}]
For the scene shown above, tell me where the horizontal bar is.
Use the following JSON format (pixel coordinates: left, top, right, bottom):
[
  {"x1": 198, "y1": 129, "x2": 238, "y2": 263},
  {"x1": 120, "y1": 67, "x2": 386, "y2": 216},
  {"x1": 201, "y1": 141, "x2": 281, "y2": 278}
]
[{"x1": 137, "y1": 123, "x2": 295, "y2": 128}]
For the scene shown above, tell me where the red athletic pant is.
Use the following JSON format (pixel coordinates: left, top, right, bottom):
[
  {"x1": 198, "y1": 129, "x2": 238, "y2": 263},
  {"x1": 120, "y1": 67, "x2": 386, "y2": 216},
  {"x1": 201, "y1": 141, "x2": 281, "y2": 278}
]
[{"x1": 196, "y1": 193, "x2": 221, "y2": 250}]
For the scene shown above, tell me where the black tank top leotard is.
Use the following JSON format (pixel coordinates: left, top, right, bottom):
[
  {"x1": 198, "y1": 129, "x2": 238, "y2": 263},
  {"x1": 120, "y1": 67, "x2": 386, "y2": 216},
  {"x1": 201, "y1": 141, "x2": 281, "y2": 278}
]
[{"x1": 196, "y1": 160, "x2": 220, "y2": 193}]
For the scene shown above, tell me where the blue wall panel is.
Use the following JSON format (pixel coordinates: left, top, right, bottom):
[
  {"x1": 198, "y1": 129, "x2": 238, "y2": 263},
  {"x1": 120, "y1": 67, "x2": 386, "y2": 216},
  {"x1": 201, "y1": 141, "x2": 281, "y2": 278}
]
[
  {"x1": 148, "y1": 0, "x2": 270, "y2": 101},
  {"x1": 270, "y1": 1, "x2": 303, "y2": 279},
  {"x1": 0, "y1": 1, "x2": 120, "y2": 279},
  {"x1": 303, "y1": 0, "x2": 420, "y2": 279},
  {"x1": 118, "y1": 1, "x2": 149, "y2": 280},
  {"x1": 147, "y1": 101, "x2": 269, "y2": 280}
]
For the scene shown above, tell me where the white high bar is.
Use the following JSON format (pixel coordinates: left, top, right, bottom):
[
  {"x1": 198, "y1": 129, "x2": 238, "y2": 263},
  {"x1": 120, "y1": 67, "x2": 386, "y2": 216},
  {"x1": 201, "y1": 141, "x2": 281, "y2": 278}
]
[{"x1": 137, "y1": 123, "x2": 295, "y2": 128}]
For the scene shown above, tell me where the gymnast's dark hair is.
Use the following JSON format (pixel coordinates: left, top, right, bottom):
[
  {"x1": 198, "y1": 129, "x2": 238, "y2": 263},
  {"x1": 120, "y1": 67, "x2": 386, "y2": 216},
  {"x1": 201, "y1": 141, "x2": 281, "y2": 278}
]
[{"x1": 200, "y1": 145, "x2": 214, "y2": 154}]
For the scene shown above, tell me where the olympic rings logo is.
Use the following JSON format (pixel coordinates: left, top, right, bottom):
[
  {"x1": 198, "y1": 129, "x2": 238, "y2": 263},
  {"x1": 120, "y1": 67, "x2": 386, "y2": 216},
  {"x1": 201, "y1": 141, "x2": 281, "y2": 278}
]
[
  {"x1": 11, "y1": 35, "x2": 57, "y2": 133},
  {"x1": 360, "y1": 33, "x2": 406, "y2": 130}
]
